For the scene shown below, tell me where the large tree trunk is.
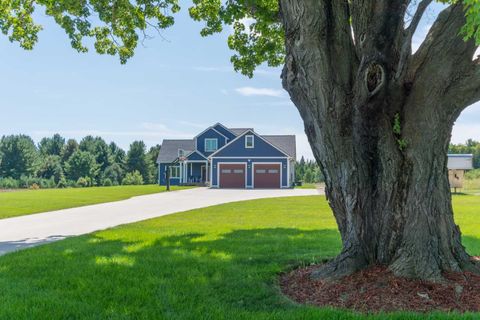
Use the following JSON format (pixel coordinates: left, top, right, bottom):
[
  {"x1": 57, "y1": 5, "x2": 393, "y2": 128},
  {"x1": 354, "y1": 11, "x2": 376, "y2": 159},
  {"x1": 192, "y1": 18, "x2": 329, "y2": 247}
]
[{"x1": 279, "y1": 1, "x2": 480, "y2": 281}]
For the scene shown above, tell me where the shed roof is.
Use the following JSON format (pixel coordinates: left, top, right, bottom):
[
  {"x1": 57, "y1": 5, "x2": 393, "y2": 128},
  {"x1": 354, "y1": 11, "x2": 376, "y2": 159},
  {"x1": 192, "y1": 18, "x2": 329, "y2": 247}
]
[{"x1": 447, "y1": 154, "x2": 473, "y2": 170}]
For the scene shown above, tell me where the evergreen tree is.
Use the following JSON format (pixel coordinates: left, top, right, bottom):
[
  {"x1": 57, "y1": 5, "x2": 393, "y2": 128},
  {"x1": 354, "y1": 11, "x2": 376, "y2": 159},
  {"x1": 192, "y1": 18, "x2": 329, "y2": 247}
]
[
  {"x1": 0, "y1": 135, "x2": 38, "y2": 179},
  {"x1": 126, "y1": 141, "x2": 153, "y2": 184},
  {"x1": 38, "y1": 134, "x2": 65, "y2": 156},
  {"x1": 65, "y1": 150, "x2": 99, "y2": 182}
]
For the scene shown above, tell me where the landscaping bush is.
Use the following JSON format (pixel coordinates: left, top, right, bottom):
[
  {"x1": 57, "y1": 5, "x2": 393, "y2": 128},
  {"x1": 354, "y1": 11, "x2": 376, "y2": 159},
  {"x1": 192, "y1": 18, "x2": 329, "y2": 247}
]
[
  {"x1": 122, "y1": 171, "x2": 144, "y2": 185},
  {"x1": 18, "y1": 176, "x2": 57, "y2": 189},
  {"x1": 0, "y1": 177, "x2": 19, "y2": 189},
  {"x1": 76, "y1": 177, "x2": 89, "y2": 188},
  {"x1": 102, "y1": 178, "x2": 113, "y2": 187},
  {"x1": 466, "y1": 169, "x2": 480, "y2": 180}
]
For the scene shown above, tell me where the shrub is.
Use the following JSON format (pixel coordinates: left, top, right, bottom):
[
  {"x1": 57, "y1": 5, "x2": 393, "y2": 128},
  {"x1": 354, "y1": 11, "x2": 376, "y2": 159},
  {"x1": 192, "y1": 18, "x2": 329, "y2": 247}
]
[
  {"x1": 122, "y1": 171, "x2": 144, "y2": 185},
  {"x1": 76, "y1": 177, "x2": 89, "y2": 188},
  {"x1": 102, "y1": 178, "x2": 113, "y2": 187},
  {"x1": 30, "y1": 183, "x2": 40, "y2": 190},
  {"x1": 466, "y1": 169, "x2": 480, "y2": 180},
  {"x1": 57, "y1": 177, "x2": 68, "y2": 188},
  {"x1": 0, "y1": 177, "x2": 20, "y2": 189}
]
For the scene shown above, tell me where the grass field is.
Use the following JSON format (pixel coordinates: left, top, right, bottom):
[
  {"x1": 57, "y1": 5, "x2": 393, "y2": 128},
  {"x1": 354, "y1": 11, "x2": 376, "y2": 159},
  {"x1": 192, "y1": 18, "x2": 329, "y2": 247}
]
[
  {"x1": 295, "y1": 183, "x2": 320, "y2": 189},
  {"x1": 0, "y1": 195, "x2": 478, "y2": 319},
  {"x1": 0, "y1": 185, "x2": 192, "y2": 220},
  {"x1": 464, "y1": 178, "x2": 480, "y2": 194}
]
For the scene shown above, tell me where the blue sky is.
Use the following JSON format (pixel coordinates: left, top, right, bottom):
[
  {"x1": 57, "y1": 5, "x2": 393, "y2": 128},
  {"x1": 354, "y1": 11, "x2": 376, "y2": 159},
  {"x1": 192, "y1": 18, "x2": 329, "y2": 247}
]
[{"x1": 0, "y1": 2, "x2": 478, "y2": 159}]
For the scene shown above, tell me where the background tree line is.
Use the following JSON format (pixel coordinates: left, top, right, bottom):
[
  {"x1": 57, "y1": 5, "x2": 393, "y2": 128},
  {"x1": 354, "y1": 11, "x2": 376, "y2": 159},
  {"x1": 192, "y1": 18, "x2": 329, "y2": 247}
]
[
  {"x1": 0, "y1": 134, "x2": 160, "y2": 189},
  {"x1": 295, "y1": 156, "x2": 324, "y2": 184},
  {"x1": 293, "y1": 139, "x2": 480, "y2": 185},
  {"x1": 449, "y1": 139, "x2": 480, "y2": 169}
]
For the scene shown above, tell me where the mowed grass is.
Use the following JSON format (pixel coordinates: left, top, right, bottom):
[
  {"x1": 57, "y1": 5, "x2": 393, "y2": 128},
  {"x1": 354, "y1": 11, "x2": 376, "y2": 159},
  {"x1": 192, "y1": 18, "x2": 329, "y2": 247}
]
[
  {"x1": 0, "y1": 185, "x2": 192, "y2": 219},
  {"x1": 464, "y1": 178, "x2": 480, "y2": 194},
  {"x1": 0, "y1": 195, "x2": 479, "y2": 319}
]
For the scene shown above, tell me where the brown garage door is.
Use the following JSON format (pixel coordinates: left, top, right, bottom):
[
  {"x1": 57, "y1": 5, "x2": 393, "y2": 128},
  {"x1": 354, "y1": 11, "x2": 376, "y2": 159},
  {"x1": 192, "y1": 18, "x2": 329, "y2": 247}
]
[
  {"x1": 254, "y1": 163, "x2": 281, "y2": 189},
  {"x1": 219, "y1": 164, "x2": 246, "y2": 188}
]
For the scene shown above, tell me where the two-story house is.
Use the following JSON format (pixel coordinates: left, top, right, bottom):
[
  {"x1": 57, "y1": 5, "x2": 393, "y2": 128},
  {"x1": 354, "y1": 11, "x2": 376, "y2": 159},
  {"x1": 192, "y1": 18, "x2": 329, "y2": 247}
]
[{"x1": 156, "y1": 123, "x2": 296, "y2": 188}]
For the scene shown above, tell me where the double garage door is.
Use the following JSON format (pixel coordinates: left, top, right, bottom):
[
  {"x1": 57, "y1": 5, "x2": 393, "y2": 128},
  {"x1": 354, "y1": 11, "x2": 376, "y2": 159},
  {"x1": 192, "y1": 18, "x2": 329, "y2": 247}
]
[{"x1": 218, "y1": 163, "x2": 281, "y2": 189}]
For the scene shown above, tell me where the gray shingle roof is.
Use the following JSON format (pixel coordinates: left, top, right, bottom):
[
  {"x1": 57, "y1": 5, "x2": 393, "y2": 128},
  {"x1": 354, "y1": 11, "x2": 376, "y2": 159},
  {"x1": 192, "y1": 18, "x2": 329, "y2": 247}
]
[
  {"x1": 157, "y1": 139, "x2": 195, "y2": 163},
  {"x1": 262, "y1": 135, "x2": 296, "y2": 159},
  {"x1": 229, "y1": 128, "x2": 253, "y2": 136},
  {"x1": 157, "y1": 133, "x2": 296, "y2": 163}
]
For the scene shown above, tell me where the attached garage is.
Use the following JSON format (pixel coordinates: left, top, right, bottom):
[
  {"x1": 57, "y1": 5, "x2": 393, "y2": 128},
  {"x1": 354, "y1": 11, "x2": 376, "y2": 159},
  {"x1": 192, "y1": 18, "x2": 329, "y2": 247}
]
[
  {"x1": 218, "y1": 163, "x2": 246, "y2": 188},
  {"x1": 253, "y1": 163, "x2": 281, "y2": 189}
]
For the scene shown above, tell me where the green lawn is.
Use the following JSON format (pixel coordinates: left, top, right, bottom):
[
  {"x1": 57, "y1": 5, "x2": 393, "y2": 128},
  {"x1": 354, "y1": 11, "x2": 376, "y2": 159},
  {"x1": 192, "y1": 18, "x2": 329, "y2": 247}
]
[
  {"x1": 0, "y1": 185, "x2": 192, "y2": 219},
  {"x1": 295, "y1": 183, "x2": 320, "y2": 189},
  {"x1": 0, "y1": 195, "x2": 479, "y2": 319}
]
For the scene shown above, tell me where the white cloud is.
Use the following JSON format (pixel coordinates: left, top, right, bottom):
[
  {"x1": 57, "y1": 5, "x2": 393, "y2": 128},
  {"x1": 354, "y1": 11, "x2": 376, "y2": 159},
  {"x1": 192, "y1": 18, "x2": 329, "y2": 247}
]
[{"x1": 235, "y1": 87, "x2": 285, "y2": 98}]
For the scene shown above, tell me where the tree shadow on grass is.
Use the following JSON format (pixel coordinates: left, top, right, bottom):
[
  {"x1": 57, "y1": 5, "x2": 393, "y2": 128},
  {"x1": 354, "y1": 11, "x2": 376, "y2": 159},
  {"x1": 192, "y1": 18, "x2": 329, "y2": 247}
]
[{"x1": 1, "y1": 229, "x2": 480, "y2": 319}]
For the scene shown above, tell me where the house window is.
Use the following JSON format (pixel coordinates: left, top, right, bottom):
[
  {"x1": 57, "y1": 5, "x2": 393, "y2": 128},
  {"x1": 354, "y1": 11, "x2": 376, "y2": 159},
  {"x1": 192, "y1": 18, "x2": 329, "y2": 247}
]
[
  {"x1": 205, "y1": 138, "x2": 218, "y2": 152},
  {"x1": 178, "y1": 149, "x2": 185, "y2": 157},
  {"x1": 169, "y1": 166, "x2": 180, "y2": 179},
  {"x1": 245, "y1": 135, "x2": 254, "y2": 148}
]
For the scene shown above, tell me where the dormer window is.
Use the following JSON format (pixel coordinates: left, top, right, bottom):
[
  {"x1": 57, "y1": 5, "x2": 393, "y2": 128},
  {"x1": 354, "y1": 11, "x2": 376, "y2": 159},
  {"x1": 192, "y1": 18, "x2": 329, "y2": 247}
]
[
  {"x1": 205, "y1": 138, "x2": 218, "y2": 152},
  {"x1": 245, "y1": 135, "x2": 254, "y2": 148},
  {"x1": 178, "y1": 149, "x2": 185, "y2": 157}
]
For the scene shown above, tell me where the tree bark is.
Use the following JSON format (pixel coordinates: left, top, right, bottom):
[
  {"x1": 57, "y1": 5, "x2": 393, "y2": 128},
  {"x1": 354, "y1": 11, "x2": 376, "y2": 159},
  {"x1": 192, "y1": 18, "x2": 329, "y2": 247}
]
[{"x1": 279, "y1": 1, "x2": 480, "y2": 281}]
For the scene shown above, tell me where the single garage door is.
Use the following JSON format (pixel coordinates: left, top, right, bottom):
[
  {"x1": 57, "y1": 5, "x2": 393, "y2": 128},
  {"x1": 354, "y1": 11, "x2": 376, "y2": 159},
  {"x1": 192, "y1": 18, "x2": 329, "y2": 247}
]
[
  {"x1": 219, "y1": 164, "x2": 246, "y2": 188},
  {"x1": 254, "y1": 163, "x2": 281, "y2": 188}
]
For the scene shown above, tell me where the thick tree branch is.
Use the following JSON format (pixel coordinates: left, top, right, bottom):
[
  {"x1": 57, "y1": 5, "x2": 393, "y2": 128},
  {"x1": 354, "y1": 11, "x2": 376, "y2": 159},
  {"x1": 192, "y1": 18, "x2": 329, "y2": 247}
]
[
  {"x1": 395, "y1": 0, "x2": 433, "y2": 80},
  {"x1": 407, "y1": 3, "x2": 478, "y2": 115}
]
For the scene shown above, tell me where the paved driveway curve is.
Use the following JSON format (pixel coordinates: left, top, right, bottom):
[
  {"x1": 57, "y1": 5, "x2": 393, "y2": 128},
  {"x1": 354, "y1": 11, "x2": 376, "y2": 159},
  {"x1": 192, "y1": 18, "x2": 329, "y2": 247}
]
[{"x1": 0, "y1": 188, "x2": 320, "y2": 256}]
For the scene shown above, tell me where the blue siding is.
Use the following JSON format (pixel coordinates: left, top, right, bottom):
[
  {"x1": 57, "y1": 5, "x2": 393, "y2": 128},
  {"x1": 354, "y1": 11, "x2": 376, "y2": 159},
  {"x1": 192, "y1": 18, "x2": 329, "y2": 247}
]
[
  {"x1": 212, "y1": 131, "x2": 287, "y2": 158},
  {"x1": 158, "y1": 163, "x2": 181, "y2": 186},
  {"x1": 187, "y1": 162, "x2": 205, "y2": 183},
  {"x1": 187, "y1": 151, "x2": 207, "y2": 161},
  {"x1": 213, "y1": 124, "x2": 236, "y2": 141},
  {"x1": 196, "y1": 128, "x2": 227, "y2": 157},
  {"x1": 211, "y1": 157, "x2": 289, "y2": 188}
]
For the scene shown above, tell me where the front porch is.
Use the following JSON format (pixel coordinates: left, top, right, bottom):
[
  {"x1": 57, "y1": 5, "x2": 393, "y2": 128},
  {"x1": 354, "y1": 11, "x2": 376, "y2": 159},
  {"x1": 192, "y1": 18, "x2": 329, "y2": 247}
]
[{"x1": 170, "y1": 160, "x2": 210, "y2": 186}]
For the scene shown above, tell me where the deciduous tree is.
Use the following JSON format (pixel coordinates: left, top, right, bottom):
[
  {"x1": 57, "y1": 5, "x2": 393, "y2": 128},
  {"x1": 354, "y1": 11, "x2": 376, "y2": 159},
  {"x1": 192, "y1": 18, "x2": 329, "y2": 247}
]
[{"x1": 3, "y1": 0, "x2": 480, "y2": 281}]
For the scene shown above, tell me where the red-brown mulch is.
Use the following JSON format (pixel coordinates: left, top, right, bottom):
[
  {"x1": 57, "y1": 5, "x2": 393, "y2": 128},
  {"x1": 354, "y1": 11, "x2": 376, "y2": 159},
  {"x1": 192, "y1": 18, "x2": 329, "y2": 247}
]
[{"x1": 280, "y1": 261, "x2": 480, "y2": 313}]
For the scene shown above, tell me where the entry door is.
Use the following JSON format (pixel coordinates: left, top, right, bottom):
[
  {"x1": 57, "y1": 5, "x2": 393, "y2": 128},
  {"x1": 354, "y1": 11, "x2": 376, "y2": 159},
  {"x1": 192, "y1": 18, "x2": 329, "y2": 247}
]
[{"x1": 219, "y1": 164, "x2": 246, "y2": 188}]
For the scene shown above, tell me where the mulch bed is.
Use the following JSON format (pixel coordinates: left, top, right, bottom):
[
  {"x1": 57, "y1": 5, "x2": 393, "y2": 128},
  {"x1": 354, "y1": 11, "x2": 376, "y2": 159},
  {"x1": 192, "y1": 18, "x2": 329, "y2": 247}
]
[{"x1": 280, "y1": 261, "x2": 480, "y2": 313}]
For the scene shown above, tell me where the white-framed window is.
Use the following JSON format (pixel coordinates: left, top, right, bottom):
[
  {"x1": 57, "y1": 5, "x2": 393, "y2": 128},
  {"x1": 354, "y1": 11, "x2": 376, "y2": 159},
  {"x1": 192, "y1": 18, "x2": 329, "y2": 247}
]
[
  {"x1": 178, "y1": 149, "x2": 185, "y2": 157},
  {"x1": 245, "y1": 135, "x2": 254, "y2": 148},
  {"x1": 169, "y1": 166, "x2": 180, "y2": 179},
  {"x1": 205, "y1": 138, "x2": 218, "y2": 152}
]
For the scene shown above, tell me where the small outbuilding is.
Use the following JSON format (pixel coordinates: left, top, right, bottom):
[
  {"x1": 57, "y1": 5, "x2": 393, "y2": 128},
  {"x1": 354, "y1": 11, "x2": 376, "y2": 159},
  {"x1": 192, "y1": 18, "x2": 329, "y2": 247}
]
[{"x1": 448, "y1": 154, "x2": 473, "y2": 191}]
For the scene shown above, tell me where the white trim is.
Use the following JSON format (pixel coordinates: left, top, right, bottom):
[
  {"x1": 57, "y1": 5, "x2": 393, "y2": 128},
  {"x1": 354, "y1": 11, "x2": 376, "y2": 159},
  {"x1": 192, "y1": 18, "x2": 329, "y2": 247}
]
[
  {"x1": 212, "y1": 123, "x2": 237, "y2": 138},
  {"x1": 169, "y1": 166, "x2": 181, "y2": 179},
  {"x1": 245, "y1": 135, "x2": 254, "y2": 148},
  {"x1": 184, "y1": 150, "x2": 208, "y2": 161},
  {"x1": 252, "y1": 162, "x2": 282, "y2": 189},
  {"x1": 204, "y1": 138, "x2": 219, "y2": 152},
  {"x1": 210, "y1": 156, "x2": 289, "y2": 159},
  {"x1": 208, "y1": 130, "x2": 290, "y2": 158},
  {"x1": 193, "y1": 125, "x2": 229, "y2": 152},
  {"x1": 194, "y1": 125, "x2": 229, "y2": 140},
  {"x1": 217, "y1": 162, "x2": 247, "y2": 189}
]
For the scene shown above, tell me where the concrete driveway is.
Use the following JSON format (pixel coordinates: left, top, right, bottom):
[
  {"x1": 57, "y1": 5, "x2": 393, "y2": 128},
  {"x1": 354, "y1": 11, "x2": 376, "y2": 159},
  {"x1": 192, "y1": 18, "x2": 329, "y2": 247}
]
[{"x1": 0, "y1": 187, "x2": 320, "y2": 256}]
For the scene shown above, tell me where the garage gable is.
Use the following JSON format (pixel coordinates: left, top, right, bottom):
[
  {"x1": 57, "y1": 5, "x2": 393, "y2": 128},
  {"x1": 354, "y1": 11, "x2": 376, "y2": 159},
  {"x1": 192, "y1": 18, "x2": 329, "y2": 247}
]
[{"x1": 210, "y1": 130, "x2": 288, "y2": 158}]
